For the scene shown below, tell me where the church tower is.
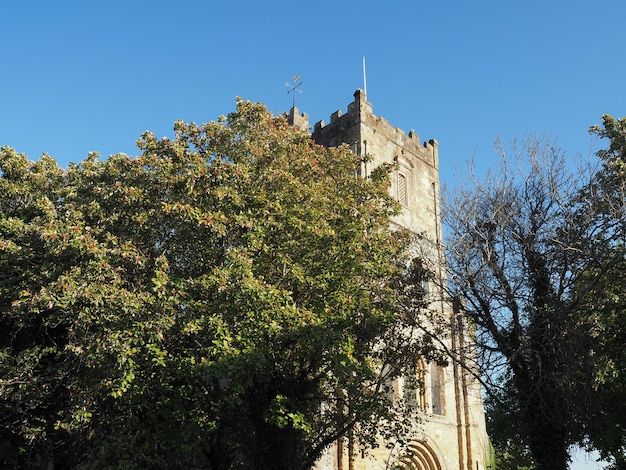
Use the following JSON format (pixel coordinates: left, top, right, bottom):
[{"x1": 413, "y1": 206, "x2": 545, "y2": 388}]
[{"x1": 290, "y1": 90, "x2": 491, "y2": 470}]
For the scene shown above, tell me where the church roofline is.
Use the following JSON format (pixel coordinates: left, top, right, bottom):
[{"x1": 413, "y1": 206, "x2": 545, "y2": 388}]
[{"x1": 312, "y1": 90, "x2": 438, "y2": 157}]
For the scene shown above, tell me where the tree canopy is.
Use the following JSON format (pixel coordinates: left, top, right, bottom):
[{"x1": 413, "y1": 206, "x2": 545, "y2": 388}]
[
  {"x1": 578, "y1": 115, "x2": 626, "y2": 469},
  {"x1": 0, "y1": 100, "x2": 433, "y2": 469},
  {"x1": 444, "y1": 126, "x2": 625, "y2": 470}
]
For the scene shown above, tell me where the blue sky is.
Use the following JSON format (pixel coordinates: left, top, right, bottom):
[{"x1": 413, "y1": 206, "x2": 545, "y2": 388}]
[
  {"x1": 3, "y1": 0, "x2": 625, "y2": 190},
  {"x1": 2, "y1": 1, "x2": 623, "y2": 467}
]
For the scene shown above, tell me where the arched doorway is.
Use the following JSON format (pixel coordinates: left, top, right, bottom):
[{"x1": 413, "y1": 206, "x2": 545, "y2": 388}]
[{"x1": 394, "y1": 439, "x2": 443, "y2": 470}]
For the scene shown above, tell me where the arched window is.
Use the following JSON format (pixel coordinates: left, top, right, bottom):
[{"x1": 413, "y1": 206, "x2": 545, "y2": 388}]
[
  {"x1": 397, "y1": 171, "x2": 407, "y2": 206},
  {"x1": 381, "y1": 364, "x2": 398, "y2": 406},
  {"x1": 429, "y1": 362, "x2": 445, "y2": 415},
  {"x1": 403, "y1": 357, "x2": 427, "y2": 412}
]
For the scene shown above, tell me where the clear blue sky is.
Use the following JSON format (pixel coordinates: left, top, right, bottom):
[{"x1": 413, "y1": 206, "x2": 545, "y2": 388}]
[
  {"x1": 3, "y1": 0, "x2": 625, "y2": 189},
  {"x1": 2, "y1": 1, "x2": 623, "y2": 467}
]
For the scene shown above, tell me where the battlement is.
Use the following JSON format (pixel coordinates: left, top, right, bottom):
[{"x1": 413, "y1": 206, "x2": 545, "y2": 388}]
[
  {"x1": 286, "y1": 106, "x2": 309, "y2": 131},
  {"x1": 312, "y1": 89, "x2": 438, "y2": 169}
]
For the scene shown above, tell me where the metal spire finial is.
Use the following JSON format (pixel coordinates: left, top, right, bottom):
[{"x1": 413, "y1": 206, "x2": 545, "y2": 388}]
[{"x1": 362, "y1": 57, "x2": 367, "y2": 98}]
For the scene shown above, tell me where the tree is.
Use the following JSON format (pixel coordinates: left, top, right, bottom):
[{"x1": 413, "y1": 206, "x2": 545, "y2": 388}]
[
  {"x1": 0, "y1": 150, "x2": 81, "y2": 469},
  {"x1": 577, "y1": 115, "x2": 626, "y2": 469},
  {"x1": 1, "y1": 100, "x2": 432, "y2": 469},
  {"x1": 442, "y1": 135, "x2": 619, "y2": 470},
  {"x1": 484, "y1": 375, "x2": 536, "y2": 470}
]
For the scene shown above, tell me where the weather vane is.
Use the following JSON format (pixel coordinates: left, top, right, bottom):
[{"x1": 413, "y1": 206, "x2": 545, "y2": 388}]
[{"x1": 285, "y1": 74, "x2": 303, "y2": 108}]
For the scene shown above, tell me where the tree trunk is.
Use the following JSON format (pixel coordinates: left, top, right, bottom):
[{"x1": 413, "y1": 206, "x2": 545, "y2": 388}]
[{"x1": 525, "y1": 402, "x2": 568, "y2": 470}]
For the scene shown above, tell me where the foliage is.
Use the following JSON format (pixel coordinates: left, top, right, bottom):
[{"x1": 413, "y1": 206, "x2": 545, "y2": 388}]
[
  {"x1": 578, "y1": 115, "x2": 626, "y2": 469},
  {"x1": 0, "y1": 100, "x2": 432, "y2": 469},
  {"x1": 484, "y1": 374, "x2": 536, "y2": 470},
  {"x1": 443, "y1": 135, "x2": 620, "y2": 470}
]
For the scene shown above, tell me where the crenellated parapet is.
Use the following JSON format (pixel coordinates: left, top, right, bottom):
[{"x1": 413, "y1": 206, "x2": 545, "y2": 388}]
[
  {"x1": 286, "y1": 106, "x2": 309, "y2": 131},
  {"x1": 312, "y1": 89, "x2": 438, "y2": 170}
]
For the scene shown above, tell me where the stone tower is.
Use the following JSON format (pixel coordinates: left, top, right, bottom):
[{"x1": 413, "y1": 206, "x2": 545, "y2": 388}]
[{"x1": 289, "y1": 90, "x2": 491, "y2": 470}]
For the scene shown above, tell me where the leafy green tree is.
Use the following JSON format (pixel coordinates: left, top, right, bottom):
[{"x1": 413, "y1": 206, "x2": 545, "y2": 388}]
[
  {"x1": 1, "y1": 100, "x2": 432, "y2": 469},
  {"x1": 0, "y1": 150, "x2": 80, "y2": 469},
  {"x1": 577, "y1": 115, "x2": 626, "y2": 469},
  {"x1": 484, "y1": 374, "x2": 536, "y2": 470}
]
